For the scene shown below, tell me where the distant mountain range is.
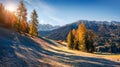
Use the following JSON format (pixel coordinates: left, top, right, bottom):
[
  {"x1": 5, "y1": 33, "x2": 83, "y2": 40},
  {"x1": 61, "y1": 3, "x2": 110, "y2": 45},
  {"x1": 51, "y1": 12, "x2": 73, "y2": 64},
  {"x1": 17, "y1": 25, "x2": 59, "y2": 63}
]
[
  {"x1": 38, "y1": 24, "x2": 60, "y2": 31},
  {"x1": 40, "y1": 20, "x2": 120, "y2": 40}
]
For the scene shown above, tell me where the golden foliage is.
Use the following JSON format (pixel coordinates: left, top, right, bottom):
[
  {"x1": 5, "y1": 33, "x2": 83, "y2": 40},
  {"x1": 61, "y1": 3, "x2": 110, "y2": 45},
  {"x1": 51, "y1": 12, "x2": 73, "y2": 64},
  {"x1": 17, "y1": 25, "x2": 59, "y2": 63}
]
[
  {"x1": 67, "y1": 31, "x2": 74, "y2": 49},
  {"x1": 77, "y1": 22, "x2": 87, "y2": 51},
  {"x1": 67, "y1": 22, "x2": 95, "y2": 52},
  {"x1": 29, "y1": 10, "x2": 38, "y2": 36}
]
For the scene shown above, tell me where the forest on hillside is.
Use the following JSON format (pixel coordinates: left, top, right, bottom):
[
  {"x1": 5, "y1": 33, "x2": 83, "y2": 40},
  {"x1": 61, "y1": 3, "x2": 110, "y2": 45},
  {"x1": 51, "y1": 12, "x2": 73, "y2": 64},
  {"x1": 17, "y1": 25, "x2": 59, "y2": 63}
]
[
  {"x1": 0, "y1": 1, "x2": 39, "y2": 36},
  {"x1": 67, "y1": 22, "x2": 94, "y2": 53},
  {"x1": 66, "y1": 22, "x2": 120, "y2": 53}
]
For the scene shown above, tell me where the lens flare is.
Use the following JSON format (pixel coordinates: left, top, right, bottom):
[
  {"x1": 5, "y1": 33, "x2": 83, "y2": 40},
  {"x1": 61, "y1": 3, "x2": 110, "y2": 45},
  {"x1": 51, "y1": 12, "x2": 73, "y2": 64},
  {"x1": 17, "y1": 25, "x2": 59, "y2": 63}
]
[{"x1": 6, "y1": 4, "x2": 15, "y2": 12}]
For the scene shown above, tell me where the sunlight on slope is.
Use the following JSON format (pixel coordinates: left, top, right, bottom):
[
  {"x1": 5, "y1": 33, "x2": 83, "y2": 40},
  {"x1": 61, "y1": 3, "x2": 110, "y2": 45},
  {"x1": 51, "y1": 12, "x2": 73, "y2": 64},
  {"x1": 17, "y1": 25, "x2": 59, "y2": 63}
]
[{"x1": 31, "y1": 37, "x2": 120, "y2": 66}]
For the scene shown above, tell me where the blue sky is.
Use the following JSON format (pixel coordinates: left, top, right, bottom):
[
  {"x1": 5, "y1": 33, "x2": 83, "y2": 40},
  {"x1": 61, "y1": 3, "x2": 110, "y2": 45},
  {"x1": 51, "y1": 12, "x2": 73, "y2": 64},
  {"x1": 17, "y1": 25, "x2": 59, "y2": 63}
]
[{"x1": 0, "y1": 0, "x2": 120, "y2": 26}]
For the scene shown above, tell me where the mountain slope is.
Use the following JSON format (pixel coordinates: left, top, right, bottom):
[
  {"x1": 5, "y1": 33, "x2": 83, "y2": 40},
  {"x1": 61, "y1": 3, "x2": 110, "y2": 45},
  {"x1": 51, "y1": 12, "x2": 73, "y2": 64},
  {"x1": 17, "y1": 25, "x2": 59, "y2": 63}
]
[
  {"x1": 0, "y1": 27, "x2": 120, "y2": 67},
  {"x1": 39, "y1": 22, "x2": 79, "y2": 40},
  {"x1": 0, "y1": 27, "x2": 51, "y2": 67},
  {"x1": 42, "y1": 20, "x2": 120, "y2": 40}
]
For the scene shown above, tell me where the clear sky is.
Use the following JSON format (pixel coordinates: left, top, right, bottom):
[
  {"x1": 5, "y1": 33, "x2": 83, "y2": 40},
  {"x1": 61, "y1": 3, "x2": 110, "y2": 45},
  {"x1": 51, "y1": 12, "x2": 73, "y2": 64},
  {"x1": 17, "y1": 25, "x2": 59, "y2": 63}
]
[{"x1": 0, "y1": 0, "x2": 120, "y2": 26}]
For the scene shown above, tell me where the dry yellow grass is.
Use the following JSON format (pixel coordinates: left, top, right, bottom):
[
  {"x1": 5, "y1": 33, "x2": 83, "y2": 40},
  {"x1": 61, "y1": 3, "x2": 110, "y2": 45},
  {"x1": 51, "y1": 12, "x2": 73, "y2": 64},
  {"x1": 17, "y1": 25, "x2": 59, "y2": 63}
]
[
  {"x1": 52, "y1": 40, "x2": 120, "y2": 62},
  {"x1": 17, "y1": 36, "x2": 120, "y2": 67}
]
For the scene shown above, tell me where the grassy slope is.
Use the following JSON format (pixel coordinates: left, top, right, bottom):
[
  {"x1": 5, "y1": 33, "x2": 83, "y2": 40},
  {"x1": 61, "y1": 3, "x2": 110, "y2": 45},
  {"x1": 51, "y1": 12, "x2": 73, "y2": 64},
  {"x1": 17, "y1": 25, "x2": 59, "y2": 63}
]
[
  {"x1": 0, "y1": 27, "x2": 120, "y2": 67},
  {"x1": 33, "y1": 37, "x2": 120, "y2": 67}
]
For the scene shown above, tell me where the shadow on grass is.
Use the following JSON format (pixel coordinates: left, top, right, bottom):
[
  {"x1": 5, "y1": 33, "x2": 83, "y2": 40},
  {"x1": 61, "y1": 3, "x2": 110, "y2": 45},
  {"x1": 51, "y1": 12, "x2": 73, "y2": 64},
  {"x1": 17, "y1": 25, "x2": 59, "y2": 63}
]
[
  {"x1": 43, "y1": 44, "x2": 74, "y2": 54},
  {"x1": 13, "y1": 35, "x2": 120, "y2": 67},
  {"x1": 38, "y1": 36, "x2": 58, "y2": 46},
  {"x1": 0, "y1": 33, "x2": 29, "y2": 67},
  {"x1": 93, "y1": 52, "x2": 120, "y2": 55},
  {"x1": 0, "y1": 30, "x2": 51, "y2": 67},
  {"x1": 37, "y1": 47, "x2": 120, "y2": 67},
  {"x1": 32, "y1": 37, "x2": 120, "y2": 67}
]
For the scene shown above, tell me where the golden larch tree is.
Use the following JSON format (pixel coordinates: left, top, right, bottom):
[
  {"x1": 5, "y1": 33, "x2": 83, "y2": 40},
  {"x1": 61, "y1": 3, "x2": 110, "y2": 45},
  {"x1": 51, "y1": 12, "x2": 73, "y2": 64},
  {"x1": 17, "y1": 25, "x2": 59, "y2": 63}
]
[{"x1": 77, "y1": 22, "x2": 87, "y2": 51}]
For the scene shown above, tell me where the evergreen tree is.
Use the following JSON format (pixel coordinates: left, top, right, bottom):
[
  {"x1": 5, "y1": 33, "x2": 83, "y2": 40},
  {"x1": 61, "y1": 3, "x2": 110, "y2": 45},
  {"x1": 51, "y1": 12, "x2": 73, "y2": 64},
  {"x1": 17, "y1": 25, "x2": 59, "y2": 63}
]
[
  {"x1": 67, "y1": 31, "x2": 74, "y2": 49},
  {"x1": 77, "y1": 22, "x2": 87, "y2": 51},
  {"x1": 72, "y1": 29, "x2": 79, "y2": 50},
  {"x1": 86, "y1": 30, "x2": 94, "y2": 53},
  {"x1": 67, "y1": 22, "x2": 95, "y2": 53},
  {"x1": 29, "y1": 9, "x2": 39, "y2": 36},
  {"x1": 16, "y1": 1, "x2": 28, "y2": 33}
]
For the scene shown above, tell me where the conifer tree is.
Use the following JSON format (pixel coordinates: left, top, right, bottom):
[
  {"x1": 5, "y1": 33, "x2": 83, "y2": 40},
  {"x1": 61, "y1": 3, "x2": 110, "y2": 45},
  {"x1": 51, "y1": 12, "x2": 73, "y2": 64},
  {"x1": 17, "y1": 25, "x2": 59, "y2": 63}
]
[
  {"x1": 86, "y1": 30, "x2": 94, "y2": 53},
  {"x1": 16, "y1": 1, "x2": 28, "y2": 33},
  {"x1": 77, "y1": 22, "x2": 87, "y2": 51},
  {"x1": 67, "y1": 22, "x2": 95, "y2": 52},
  {"x1": 67, "y1": 31, "x2": 74, "y2": 49},
  {"x1": 72, "y1": 29, "x2": 79, "y2": 50},
  {"x1": 29, "y1": 9, "x2": 39, "y2": 36}
]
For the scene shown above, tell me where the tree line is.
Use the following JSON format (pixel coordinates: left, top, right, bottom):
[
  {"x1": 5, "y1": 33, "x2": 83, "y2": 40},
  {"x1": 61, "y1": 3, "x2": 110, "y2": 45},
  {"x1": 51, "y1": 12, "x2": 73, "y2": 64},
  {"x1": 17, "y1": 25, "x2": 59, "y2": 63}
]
[
  {"x1": 67, "y1": 22, "x2": 95, "y2": 53},
  {"x1": 0, "y1": 1, "x2": 39, "y2": 36}
]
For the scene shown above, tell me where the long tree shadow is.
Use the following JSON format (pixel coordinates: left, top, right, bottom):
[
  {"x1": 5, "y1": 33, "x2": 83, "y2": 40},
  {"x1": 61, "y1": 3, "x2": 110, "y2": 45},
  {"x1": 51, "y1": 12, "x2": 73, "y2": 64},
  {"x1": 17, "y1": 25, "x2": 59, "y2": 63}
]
[
  {"x1": 18, "y1": 36, "x2": 120, "y2": 67},
  {"x1": 44, "y1": 48, "x2": 120, "y2": 67},
  {"x1": 38, "y1": 36, "x2": 58, "y2": 46},
  {"x1": 16, "y1": 34, "x2": 52, "y2": 67},
  {"x1": 0, "y1": 30, "x2": 51, "y2": 67},
  {"x1": 0, "y1": 32, "x2": 29, "y2": 67},
  {"x1": 38, "y1": 48, "x2": 120, "y2": 67},
  {"x1": 39, "y1": 42, "x2": 74, "y2": 54}
]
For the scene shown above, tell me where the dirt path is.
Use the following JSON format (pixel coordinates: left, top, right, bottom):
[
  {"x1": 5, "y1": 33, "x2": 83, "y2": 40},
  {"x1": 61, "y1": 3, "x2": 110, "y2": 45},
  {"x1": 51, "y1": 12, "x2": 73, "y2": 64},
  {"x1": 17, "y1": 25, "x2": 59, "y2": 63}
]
[{"x1": 31, "y1": 37, "x2": 120, "y2": 67}]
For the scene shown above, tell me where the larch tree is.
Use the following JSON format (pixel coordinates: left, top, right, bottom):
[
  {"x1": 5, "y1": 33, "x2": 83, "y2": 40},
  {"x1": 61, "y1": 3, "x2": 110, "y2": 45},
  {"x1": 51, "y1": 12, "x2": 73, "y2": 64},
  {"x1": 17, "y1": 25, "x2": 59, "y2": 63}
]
[
  {"x1": 16, "y1": 1, "x2": 28, "y2": 33},
  {"x1": 29, "y1": 9, "x2": 39, "y2": 36},
  {"x1": 77, "y1": 22, "x2": 87, "y2": 51},
  {"x1": 66, "y1": 22, "x2": 95, "y2": 53},
  {"x1": 72, "y1": 29, "x2": 79, "y2": 50},
  {"x1": 67, "y1": 31, "x2": 74, "y2": 49},
  {"x1": 86, "y1": 30, "x2": 95, "y2": 53}
]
